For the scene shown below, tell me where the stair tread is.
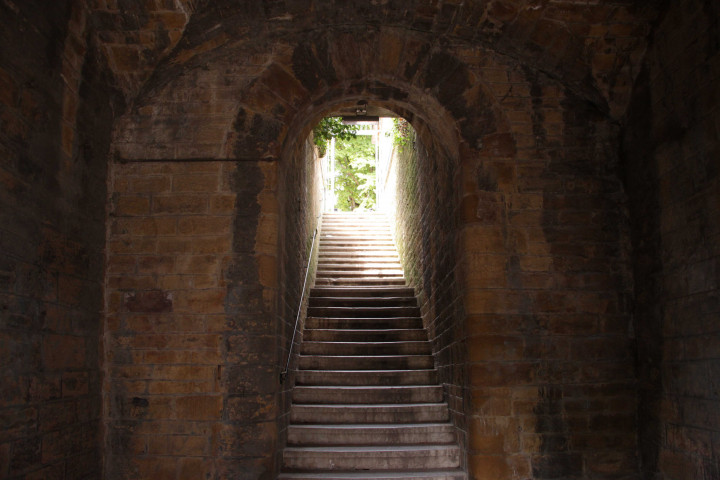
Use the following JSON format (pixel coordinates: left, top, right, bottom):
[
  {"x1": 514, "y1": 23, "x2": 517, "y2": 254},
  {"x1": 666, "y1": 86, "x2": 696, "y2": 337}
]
[
  {"x1": 294, "y1": 385, "x2": 440, "y2": 389},
  {"x1": 302, "y1": 341, "x2": 429, "y2": 345},
  {"x1": 292, "y1": 402, "x2": 448, "y2": 408},
  {"x1": 289, "y1": 423, "x2": 454, "y2": 429},
  {"x1": 301, "y1": 368, "x2": 435, "y2": 375},
  {"x1": 284, "y1": 445, "x2": 459, "y2": 452},
  {"x1": 299, "y1": 354, "x2": 431, "y2": 359},
  {"x1": 283, "y1": 214, "x2": 465, "y2": 478},
  {"x1": 278, "y1": 471, "x2": 466, "y2": 479}
]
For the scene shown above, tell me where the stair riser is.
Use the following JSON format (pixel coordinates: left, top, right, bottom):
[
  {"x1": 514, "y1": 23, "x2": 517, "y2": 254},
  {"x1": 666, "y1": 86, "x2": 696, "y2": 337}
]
[
  {"x1": 320, "y1": 239, "x2": 394, "y2": 244},
  {"x1": 290, "y1": 405, "x2": 449, "y2": 424},
  {"x1": 318, "y1": 262, "x2": 402, "y2": 269},
  {"x1": 305, "y1": 318, "x2": 424, "y2": 329},
  {"x1": 319, "y1": 255, "x2": 400, "y2": 261},
  {"x1": 287, "y1": 425, "x2": 456, "y2": 446},
  {"x1": 310, "y1": 287, "x2": 415, "y2": 298},
  {"x1": 307, "y1": 307, "x2": 420, "y2": 318},
  {"x1": 295, "y1": 370, "x2": 437, "y2": 386},
  {"x1": 319, "y1": 249, "x2": 398, "y2": 256},
  {"x1": 320, "y1": 241, "x2": 394, "y2": 246},
  {"x1": 304, "y1": 329, "x2": 427, "y2": 342},
  {"x1": 292, "y1": 386, "x2": 443, "y2": 404},
  {"x1": 301, "y1": 343, "x2": 432, "y2": 356},
  {"x1": 310, "y1": 298, "x2": 416, "y2": 308},
  {"x1": 298, "y1": 356, "x2": 434, "y2": 370},
  {"x1": 316, "y1": 273, "x2": 405, "y2": 280},
  {"x1": 319, "y1": 256, "x2": 397, "y2": 260},
  {"x1": 282, "y1": 448, "x2": 461, "y2": 470},
  {"x1": 278, "y1": 473, "x2": 466, "y2": 480},
  {"x1": 315, "y1": 279, "x2": 407, "y2": 286}
]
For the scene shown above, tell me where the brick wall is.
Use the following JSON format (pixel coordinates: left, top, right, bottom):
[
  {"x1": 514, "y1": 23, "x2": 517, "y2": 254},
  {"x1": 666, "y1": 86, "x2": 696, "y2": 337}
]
[
  {"x1": 276, "y1": 136, "x2": 324, "y2": 461},
  {"x1": 388, "y1": 121, "x2": 468, "y2": 461},
  {"x1": 461, "y1": 70, "x2": 637, "y2": 479},
  {"x1": 105, "y1": 160, "x2": 280, "y2": 479},
  {"x1": 4, "y1": 2, "x2": 717, "y2": 479},
  {"x1": 623, "y1": 0, "x2": 720, "y2": 478},
  {"x1": 0, "y1": 2, "x2": 121, "y2": 478}
]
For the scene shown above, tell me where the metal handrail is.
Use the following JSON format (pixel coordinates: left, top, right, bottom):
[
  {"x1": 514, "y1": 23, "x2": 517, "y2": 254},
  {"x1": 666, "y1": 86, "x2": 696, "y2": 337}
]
[{"x1": 280, "y1": 225, "x2": 319, "y2": 384}]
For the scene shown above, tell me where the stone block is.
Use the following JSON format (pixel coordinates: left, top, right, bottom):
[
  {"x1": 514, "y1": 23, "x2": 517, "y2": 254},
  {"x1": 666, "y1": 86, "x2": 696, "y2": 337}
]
[
  {"x1": 42, "y1": 334, "x2": 86, "y2": 370},
  {"x1": 172, "y1": 174, "x2": 219, "y2": 193},
  {"x1": 152, "y1": 194, "x2": 208, "y2": 214},
  {"x1": 470, "y1": 362, "x2": 536, "y2": 387},
  {"x1": 129, "y1": 175, "x2": 172, "y2": 193},
  {"x1": 177, "y1": 216, "x2": 233, "y2": 236},
  {"x1": 124, "y1": 290, "x2": 172, "y2": 313},
  {"x1": 114, "y1": 195, "x2": 151, "y2": 216}
]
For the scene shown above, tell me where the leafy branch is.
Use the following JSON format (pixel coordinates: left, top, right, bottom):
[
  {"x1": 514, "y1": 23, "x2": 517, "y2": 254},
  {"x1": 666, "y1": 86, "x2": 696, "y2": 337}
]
[
  {"x1": 312, "y1": 117, "x2": 357, "y2": 157},
  {"x1": 389, "y1": 117, "x2": 414, "y2": 152}
]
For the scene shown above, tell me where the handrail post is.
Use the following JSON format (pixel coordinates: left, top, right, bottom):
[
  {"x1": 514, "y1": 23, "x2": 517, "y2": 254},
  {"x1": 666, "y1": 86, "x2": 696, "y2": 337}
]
[{"x1": 280, "y1": 225, "x2": 319, "y2": 384}]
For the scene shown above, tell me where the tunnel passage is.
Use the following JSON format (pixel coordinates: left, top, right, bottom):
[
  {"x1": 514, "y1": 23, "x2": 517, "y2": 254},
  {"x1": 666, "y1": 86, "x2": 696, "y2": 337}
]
[
  {"x1": 105, "y1": 23, "x2": 639, "y2": 477},
  {"x1": 12, "y1": 2, "x2": 718, "y2": 479}
]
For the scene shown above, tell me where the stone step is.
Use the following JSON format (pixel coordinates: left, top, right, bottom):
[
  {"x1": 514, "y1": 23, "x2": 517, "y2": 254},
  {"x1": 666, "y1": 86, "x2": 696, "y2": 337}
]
[
  {"x1": 318, "y1": 263, "x2": 402, "y2": 271},
  {"x1": 309, "y1": 296, "x2": 417, "y2": 308},
  {"x1": 287, "y1": 423, "x2": 457, "y2": 446},
  {"x1": 298, "y1": 355, "x2": 434, "y2": 370},
  {"x1": 322, "y1": 219, "x2": 389, "y2": 225},
  {"x1": 321, "y1": 232, "x2": 393, "y2": 238},
  {"x1": 295, "y1": 369, "x2": 438, "y2": 386},
  {"x1": 320, "y1": 245, "x2": 397, "y2": 251},
  {"x1": 301, "y1": 341, "x2": 432, "y2": 356},
  {"x1": 318, "y1": 260, "x2": 401, "y2": 267},
  {"x1": 321, "y1": 230, "x2": 392, "y2": 236},
  {"x1": 320, "y1": 236, "x2": 393, "y2": 242},
  {"x1": 282, "y1": 445, "x2": 462, "y2": 471},
  {"x1": 320, "y1": 242, "x2": 396, "y2": 248},
  {"x1": 310, "y1": 287, "x2": 415, "y2": 298},
  {"x1": 283, "y1": 214, "x2": 466, "y2": 478},
  {"x1": 292, "y1": 385, "x2": 443, "y2": 404},
  {"x1": 307, "y1": 306, "x2": 420, "y2": 318},
  {"x1": 319, "y1": 251, "x2": 397, "y2": 257},
  {"x1": 290, "y1": 403, "x2": 450, "y2": 424},
  {"x1": 315, "y1": 277, "x2": 407, "y2": 286},
  {"x1": 305, "y1": 317, "x2": 423, "y2": 329},
  {"x1": 319, "y1": 251, "x2": 399, "y2": 259},
  {"x1": 278, "y1": 470, "x2": 466, "y2": 480},
  {"x1": 323, "y1": 215, "x2": 388, "y2": 220},
  {"x1": 316, "y1": 269, "x2": 404, "y2": 278},
  {"x1": 304, "y1": 328, "x2": 426, "y2": 342}
]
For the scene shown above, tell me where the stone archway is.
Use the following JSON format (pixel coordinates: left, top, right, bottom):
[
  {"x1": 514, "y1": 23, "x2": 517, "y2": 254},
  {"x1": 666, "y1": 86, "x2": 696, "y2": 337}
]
[{"x1": 105, "y1": 23, "x2": 637, "y2": 480}]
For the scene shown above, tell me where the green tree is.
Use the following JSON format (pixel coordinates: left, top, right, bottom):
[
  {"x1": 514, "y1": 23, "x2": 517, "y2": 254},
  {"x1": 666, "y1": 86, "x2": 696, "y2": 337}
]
[
  {"x1": 312, "y1": 117, "x2": 356, "y2": 157},
  {"x1": 334, "y1": 135, "x2": 376, "y2": 211}
]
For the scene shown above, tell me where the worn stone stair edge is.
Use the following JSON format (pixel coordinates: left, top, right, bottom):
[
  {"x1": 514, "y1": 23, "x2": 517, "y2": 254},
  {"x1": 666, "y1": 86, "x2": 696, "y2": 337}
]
[{"x1": 278, "y1": 471, "x2": 466, "y2": 479}]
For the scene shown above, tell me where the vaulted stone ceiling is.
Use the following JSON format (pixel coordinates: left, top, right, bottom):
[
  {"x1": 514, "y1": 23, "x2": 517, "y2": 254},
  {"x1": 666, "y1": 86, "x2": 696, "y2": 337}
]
[{"x1": 91, "y1": 0, "x2": 659, "y2": 120}]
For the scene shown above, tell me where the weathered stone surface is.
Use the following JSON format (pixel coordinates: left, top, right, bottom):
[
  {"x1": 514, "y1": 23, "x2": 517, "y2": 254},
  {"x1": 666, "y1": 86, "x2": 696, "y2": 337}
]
[{"x1": 1, "y1": 0, "x2": 717, "y2": 479}]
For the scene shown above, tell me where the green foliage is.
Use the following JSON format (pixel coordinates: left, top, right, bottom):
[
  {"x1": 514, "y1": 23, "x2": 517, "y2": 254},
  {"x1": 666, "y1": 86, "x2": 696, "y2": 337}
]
[
  {"x1": 334, "y1": 135, "x2": 376, "y2": 211},
  {"x1": 312, "y1": 117, "x2": 357, "y2": 157},
  {"x1": 389, "y1": 117, "x2": 414, "y2": 152}
]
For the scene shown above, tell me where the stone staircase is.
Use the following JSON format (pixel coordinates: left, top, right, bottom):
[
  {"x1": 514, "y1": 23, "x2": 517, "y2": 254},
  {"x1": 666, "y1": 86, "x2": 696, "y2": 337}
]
[{"x1": 279, "y1": 212, "x2": 466, "y2": 480}]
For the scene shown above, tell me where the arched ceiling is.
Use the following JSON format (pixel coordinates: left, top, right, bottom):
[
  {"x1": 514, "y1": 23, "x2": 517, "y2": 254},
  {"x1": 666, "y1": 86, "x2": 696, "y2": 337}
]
[{"x1": 91, "y1": 0, "x2": 660, "y2": 120}]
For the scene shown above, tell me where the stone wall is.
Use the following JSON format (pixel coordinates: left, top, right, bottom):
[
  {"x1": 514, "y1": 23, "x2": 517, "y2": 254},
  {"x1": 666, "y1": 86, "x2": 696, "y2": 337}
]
[
  {"x1": 623, "y1": 0, "x2": 720, "y2": 478},
  {"x1": 460, "y1": 71, "x2": 637, "y2": 479},
  {"x1": 276, "y1": 136, "x2": 324, "y2": 464},
  {"x1": 0, "y1": 2, "x2": 121, "y2": 478},
  {"x1": 104, "y1": 160, "x2": 279, "y2": 479},
  {"x1": 389, "y1": 122, "x2": 468, "y2": 460},
  {"x1": 104, "y1": 127, "x2": 322, "y2": 479},
  {"x1": 4, "y1": 2, "x2": 717, "y2": 479}
]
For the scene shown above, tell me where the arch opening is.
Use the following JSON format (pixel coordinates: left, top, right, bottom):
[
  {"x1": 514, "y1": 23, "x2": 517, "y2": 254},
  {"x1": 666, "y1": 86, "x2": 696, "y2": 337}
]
[{"x1": 276, "y1": 97, "x2": 472, "y2": 473}]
